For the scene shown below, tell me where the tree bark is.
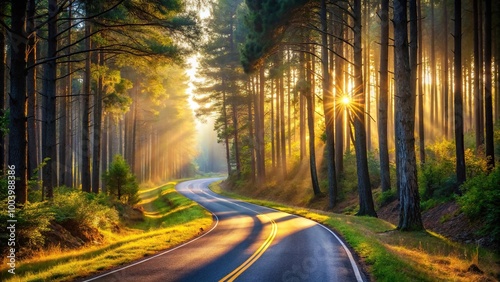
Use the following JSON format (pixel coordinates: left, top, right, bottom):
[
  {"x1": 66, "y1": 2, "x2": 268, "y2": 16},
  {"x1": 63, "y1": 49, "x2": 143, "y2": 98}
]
[
  {"x1": 442, "y1": 0, "x2": 449, "y2": 139},
  {"x1": 255, "y1": 68, "x2": 266, "y2": 183},
  {"x1": 64, "y1": 5, "x2": 73, "y2": 188},
  {"x1": 353, "y1": 0, "x2": 376, "y2": 217},
  {"x1": 300, "y1": 57, "x2": 306, "y2": 161},
  {"x1": 81, "y1": 23, "x2": 92, "y2": 193},
  {"x1": 232, "y1": 95, "x2": 241, "y2": 175},
  {"x1": 321, "y1": 0, "x2": 337, "y2": 208},
  {"x1": 27, "y1": 0, "x2": 38, "y2": 179},
  {"x1": 92, "y1": 51, "x2": 104, "y2": 193},
  {"x1": 473, "y1": 0, "x2": 484, "y2": 150},
  {"x1": 394, "y1": 0, "x2": 423, "y2": 231},
  {"x1": 42, "y1": 0, "x2": 58, "y2": 198},
  {"x1": 484, "y1": 0, "x2": 495, "y2": 170},
  {"x1": 334, "y1": 5, "x2": 344, "y2": 178},
  {"x1": 279, "y1": 51, "x2": 287, "y2": 179},
  {"x1": 9, "y1": 0, "x2": 29, "y2": 205},
  {"x1": 454, "y1": 0, "x2": 466, "y2": 185},
  {"x1": 222, "y1": 89, "x2": 231, "y2": 175},
  {"x1": 417, "y1": 0, "x2": 425, "y2": 163},
  {"x1": 378, "y1": 0, "x2": 391, "y2": 191},
  {"x1": 430, "y1": 0, "x2": 438, "y2": 133},
  {"x1": 247, "y1": 82, "x2": 256, "y2": 182},
  {"x1": 306, "y1": 87, "x2": 321, "y2": 196}
]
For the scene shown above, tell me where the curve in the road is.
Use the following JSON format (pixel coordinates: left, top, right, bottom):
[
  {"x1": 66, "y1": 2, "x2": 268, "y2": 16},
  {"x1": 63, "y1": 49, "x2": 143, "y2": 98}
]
[
  {"x1": 84, "y1": 195, "x2": 220, "y2": 282},
  {"x1": 83, "y1": 178, "x2": 366, "y2": 282}
]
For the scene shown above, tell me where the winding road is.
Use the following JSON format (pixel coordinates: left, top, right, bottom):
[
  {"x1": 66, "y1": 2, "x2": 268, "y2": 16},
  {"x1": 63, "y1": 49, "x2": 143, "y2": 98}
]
[{"x1": 84, "y1": 178, "x2": 367, "y2": 282}]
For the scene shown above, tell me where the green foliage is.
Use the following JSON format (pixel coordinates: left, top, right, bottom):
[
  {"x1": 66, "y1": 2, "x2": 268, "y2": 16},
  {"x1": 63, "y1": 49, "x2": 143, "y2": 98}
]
[
  {"x1": 241, "y1": 0, "x2": 310, "y2": 72},
  {"x1": 377, "y1": 189, "x2": 397, "y2": 207},
  {"x1": 419, "y1": 139, "x2": 488, "y2": 203},
  {"x1": 103, "y1": 78, "x2": 133, "y2": 118},
  {"x1": 0, "y1": 173, "x2": 52, "y2": 251},
  {"x1": 0, "y1": 201, "x2": 53, "y2": 252},
  {"x1": 367, "y1": 151, "x2": 382, "y2": 189},
  {"x1": 339, "y1": 150, "x2": 381, "y2": 194},
  {"x1": 458, "y1": 166, "x2": 500, "y2": 244},
  {"x1": 50, "y1": 187, "x2": 118, "y2": 229},
  {"x1": 103, "y1": 155, "x2": 140, "y2": 205},
  {"x1": 340, "y1": 150, "x2": 358, "y2": 193}
]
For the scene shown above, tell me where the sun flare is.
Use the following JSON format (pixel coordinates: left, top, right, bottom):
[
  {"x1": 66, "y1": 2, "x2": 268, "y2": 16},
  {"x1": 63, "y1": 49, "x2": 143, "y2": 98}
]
[{"x1": 341, "y1": 96, "x2": 351, "y2": 106}]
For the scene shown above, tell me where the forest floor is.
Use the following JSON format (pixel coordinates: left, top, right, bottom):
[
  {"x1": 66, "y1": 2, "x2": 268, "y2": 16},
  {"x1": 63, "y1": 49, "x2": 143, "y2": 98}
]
[
  {"x1": 377, "y1": 200, "x2": 487, "y2": 246},
  {"x1": 329, "y1": 190, "x2": 489, "y2": 247}
]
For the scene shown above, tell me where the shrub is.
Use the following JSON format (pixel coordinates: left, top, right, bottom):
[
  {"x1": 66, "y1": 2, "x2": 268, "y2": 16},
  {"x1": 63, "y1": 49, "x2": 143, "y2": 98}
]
[
  {"x1": 50, "y1": 187, "x2": 118, "y2": 229},
  {"x1": 103, "y1": 155, "x2": 140, "y2": 205},
  {"x1": 0, "y1": 201, "x2": 53, "y2": 254},
  {"x1": 419, "y1": 140, "x2": 488, "y2": 202},
  {"x1": 0, "y1": 176, "x2": 52, "y2": 253},
  {"x1": 458, "y1": 166, "x2": 500, "y2": 244},
  {"x1": 377, "y1": 189, "x2": 397, "y2": 207},
  {"x1": 367, "y1": 151, "x2": 382, "y2": 189}
]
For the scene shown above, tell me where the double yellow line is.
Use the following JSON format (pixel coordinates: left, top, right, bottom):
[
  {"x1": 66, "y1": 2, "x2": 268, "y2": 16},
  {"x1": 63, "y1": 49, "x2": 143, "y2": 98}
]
[{"x1": 219, "y1": 215, "x2": 278, "y2": 282}]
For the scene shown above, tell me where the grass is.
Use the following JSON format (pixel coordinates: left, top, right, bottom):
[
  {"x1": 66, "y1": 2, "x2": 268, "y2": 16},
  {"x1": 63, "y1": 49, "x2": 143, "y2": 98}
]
[
  {"x1": 0, "y1": 182, "x2": 213, "y2": 282},
  {"x1": 210, "y1": 181, "x2": 500, "y2": 282}
]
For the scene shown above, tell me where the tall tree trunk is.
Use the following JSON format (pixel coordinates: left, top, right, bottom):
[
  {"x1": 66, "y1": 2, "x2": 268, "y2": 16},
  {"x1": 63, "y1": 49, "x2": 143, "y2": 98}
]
[
  {"x1": 430, "y1": 0, "x2": 438, "y2": 134},
  {"x1": 334, "y1": 5, "x2": 344, "y2": 178},
  {"x1": 442, "y1": 0, "x2": 449, "y2": 139},
  {"x1": 417, "y1": 0, "x2": 425, "y2": 163},
  {"x1": 394, "y1": 0, "x2": 423, "y2": 231},
  {"x1": 102, "y1": 115, "x2": 109, "y2": 192},
  {"x1": 306, "y1": 89, "x2": 321, "y2": 196},
  {"x1": 364, "y1": 0, "x2": 371, "y2": 151},
  {"x1": 131, "y1": 90, "x2": 137, "y2": 174},
  {"x1": 42, "y1": 0, "x2": 58, "y2": 198},
  {"x1": 64, "y1": 5, "x2": 73, "y2": 188},
  {"x1": 269, "y1": 79, "x2": 279, "y2": 171},
  {"x1": 279, "y1": 53, "x2": 287, "y2": 178},
  {"x1": 300, "y1": 56, "x2": 307, "y2": 161},
  {"x1": 305, "y1": 47, "x2": 321, "y2": 196},
  {"x1": 58, "y1": 48, "x2": 67, "y2": 187},
  {"x1": 321, "y1": 0, "x2": 337, "y2": 207},
  {"x1": 378, "y1": 0, "x2": 391, "y2": 191},
  {"x1": 247, "y1": 83, "x2": 256, "y2": 182},
  {"x1": 223, "y1": 89, "x2": 231, "y2": 175},
  {"x1": 353, "y1": 0, "x2": 376, "y2": 217},
  {"x1": 232, "y1": 98, "x2": 241, "y2": 175},
  {"x1": 27, "y1": 0, "x2": 38, "y2": 179},
  {"x1": 255, "y1": 68, "x2": 266, "y2": 183},
  {"x1": 484, "y1": 0, "x2": 495, "y2": 170},
  {"x1": 92, "y1": 51, "x2": 104, "y2": 193},
  {"x1": 9, "y1": 0, "x2": 29, "y2": 205},
  {"x1": 473, "y1": 0, "x2": 484, "y2": 150},
  {"x1": 454, "y1": 0, "x2": 466, "y2": 185},
  {"x1": 81, "y1": 23, "x2": 92, "y2": 193},
  {"x1": 58, "y1": 70, "x2": 67, "y2": 187}
]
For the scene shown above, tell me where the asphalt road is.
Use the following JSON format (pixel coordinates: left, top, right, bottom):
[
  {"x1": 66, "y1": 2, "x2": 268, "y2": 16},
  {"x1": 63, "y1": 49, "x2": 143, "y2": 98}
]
[{"x1": 84, "y1": 178, "x2": 366, "y2": 282}]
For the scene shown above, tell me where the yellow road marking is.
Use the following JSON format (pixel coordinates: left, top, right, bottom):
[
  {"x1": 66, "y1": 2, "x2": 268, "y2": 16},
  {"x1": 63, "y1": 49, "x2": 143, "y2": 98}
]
[{"x1": 219, "y1": 216, "x2": 278, "y2": 282}]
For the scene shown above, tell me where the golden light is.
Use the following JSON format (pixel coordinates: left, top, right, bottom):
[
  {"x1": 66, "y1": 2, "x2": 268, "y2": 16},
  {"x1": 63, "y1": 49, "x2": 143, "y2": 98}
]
[{"x1": 341, "y1": 96, "x2": 351, "y2": 106}]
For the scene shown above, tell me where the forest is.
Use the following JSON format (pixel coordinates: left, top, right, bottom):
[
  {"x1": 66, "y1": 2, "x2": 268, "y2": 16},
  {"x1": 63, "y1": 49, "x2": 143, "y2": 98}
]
[
  {"x1": 198, "y1": 0, "x2": 499, "y2": 233},
  {"x1": 0, "y1": 0, "x2": 500, "y2": 280}
]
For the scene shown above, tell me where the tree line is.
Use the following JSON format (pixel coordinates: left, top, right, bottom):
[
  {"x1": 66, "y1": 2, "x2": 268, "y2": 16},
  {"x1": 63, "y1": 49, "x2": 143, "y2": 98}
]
[
  {"x1": 1, "y1": 0, "x2": 201, "y2": 205},
  {"x1": 197, "y1": 0, "x2": 499, "y2": 231}
]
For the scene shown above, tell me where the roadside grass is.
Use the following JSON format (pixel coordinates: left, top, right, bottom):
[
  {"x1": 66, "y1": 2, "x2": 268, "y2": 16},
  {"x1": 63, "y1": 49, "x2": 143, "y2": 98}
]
[
  {"x1": 0, "y1": 182, "x2": 213, "y2": 282},
  {"x1": 210, "y1": 181, "x2": 500, "y2": 282}
]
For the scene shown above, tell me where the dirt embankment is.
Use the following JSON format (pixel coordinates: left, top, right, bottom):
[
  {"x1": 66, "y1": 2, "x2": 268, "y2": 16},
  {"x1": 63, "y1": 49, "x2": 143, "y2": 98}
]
[{"x1": 377, "y1": 200, "x2": 497, "y2": 249}]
